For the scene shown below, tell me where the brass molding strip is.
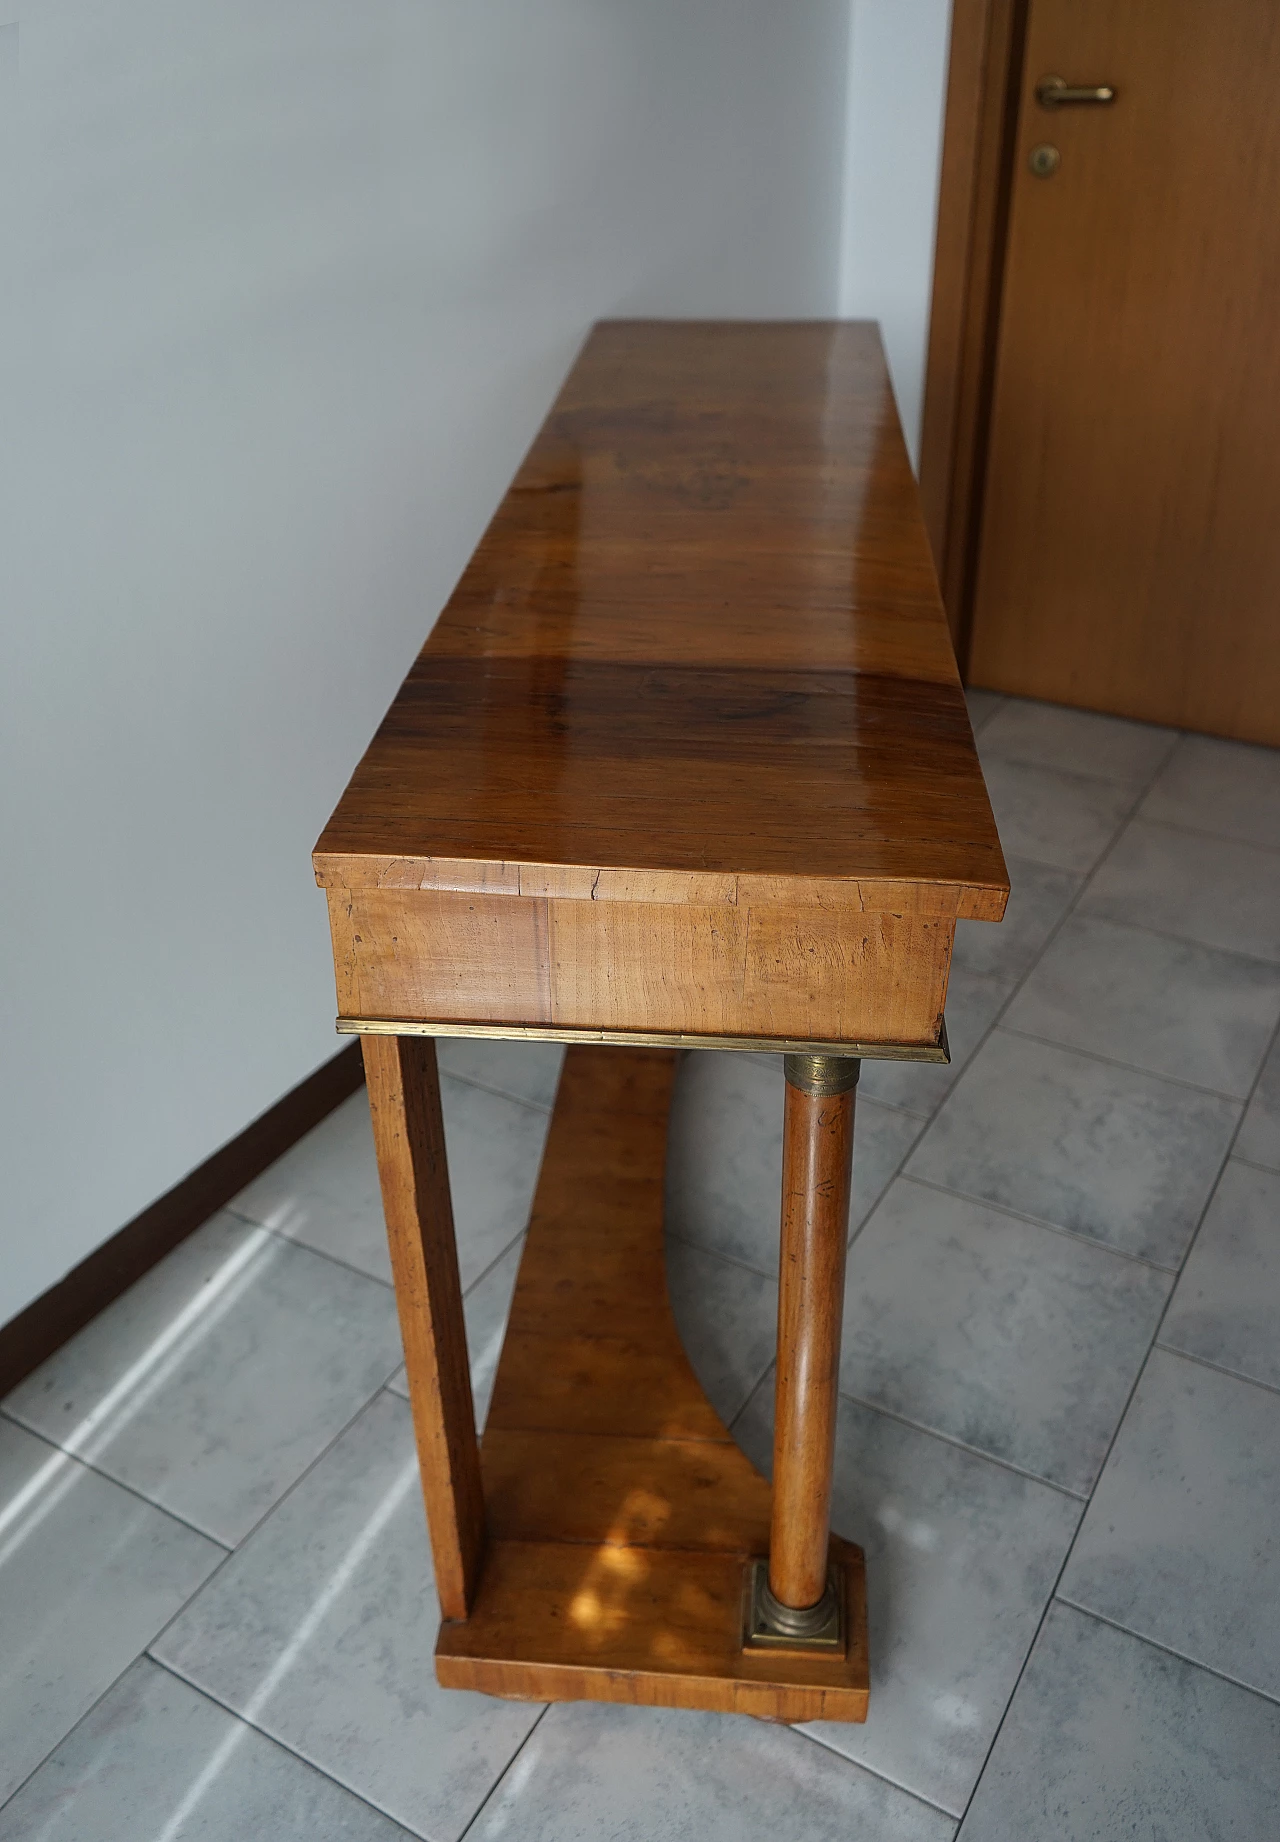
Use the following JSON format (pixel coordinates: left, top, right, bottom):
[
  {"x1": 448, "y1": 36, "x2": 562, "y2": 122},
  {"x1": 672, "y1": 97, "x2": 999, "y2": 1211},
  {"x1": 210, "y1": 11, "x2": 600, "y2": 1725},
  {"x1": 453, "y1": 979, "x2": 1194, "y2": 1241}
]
[{"x1": 335, "y1": 1016, "x2": 951, "y2": 1065}]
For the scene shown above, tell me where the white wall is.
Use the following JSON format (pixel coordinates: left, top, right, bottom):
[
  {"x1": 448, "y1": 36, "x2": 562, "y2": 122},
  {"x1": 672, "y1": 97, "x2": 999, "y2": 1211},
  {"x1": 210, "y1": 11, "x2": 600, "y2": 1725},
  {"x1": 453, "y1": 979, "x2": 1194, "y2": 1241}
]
[
  {"x1": 0, "y1": 0, "x2": 850, "y2": 1326},
  {"x1": 839, "y1": 0, "x2": 952, "y2": 466}
]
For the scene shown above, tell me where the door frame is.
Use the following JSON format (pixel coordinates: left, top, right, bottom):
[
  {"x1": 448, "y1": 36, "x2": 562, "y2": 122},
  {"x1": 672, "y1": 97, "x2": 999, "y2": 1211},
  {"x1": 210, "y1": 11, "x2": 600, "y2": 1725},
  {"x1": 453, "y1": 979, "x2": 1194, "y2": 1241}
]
[{"x1": 919, "y1": 0, "x2": 1030, "y2": 673}]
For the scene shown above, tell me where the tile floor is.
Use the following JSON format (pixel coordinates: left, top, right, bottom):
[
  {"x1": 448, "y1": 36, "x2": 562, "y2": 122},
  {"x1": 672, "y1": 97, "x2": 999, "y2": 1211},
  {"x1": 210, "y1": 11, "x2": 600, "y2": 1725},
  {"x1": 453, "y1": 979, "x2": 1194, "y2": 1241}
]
[{"x1": 3, "y1": 693, "x2": 1279, "y2": 1839}]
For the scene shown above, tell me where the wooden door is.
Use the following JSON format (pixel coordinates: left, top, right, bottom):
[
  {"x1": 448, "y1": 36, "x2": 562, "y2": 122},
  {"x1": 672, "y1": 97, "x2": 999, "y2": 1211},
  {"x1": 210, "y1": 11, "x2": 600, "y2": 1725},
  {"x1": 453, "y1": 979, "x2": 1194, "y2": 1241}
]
[{"x1": 968, "y1": 0, "x2": 1280, "y2": 744}]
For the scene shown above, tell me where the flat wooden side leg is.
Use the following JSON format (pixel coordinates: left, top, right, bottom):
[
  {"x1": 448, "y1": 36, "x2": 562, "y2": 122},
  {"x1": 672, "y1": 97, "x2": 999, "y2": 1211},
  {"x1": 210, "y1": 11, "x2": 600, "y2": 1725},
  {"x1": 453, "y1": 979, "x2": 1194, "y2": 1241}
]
[
  {"x1": 767, "y1": 1054, "x2": 860, "y2": 1624},
  {"x1": 362, "y1": 1033, "x2": 485, "y2": 1619}
]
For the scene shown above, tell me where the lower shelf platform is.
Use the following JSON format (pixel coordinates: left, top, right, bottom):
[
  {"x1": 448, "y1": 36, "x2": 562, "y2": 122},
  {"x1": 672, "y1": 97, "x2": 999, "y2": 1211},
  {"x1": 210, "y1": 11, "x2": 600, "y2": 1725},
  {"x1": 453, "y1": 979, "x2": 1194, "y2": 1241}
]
[{"x1": 434, "y1": 1046, "x2": 869, "y2": 1724}]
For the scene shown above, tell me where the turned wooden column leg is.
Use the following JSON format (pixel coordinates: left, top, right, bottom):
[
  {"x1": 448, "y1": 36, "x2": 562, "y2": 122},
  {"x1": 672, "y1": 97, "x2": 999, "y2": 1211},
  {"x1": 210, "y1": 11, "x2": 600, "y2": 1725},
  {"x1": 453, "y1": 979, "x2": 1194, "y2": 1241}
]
[
  {"x1": 766, "y1": 1053, "x2": 859, "y2": 1626},
  {"x1": 362, "y1": 1033, "x2": 485, "y2": 1620}
]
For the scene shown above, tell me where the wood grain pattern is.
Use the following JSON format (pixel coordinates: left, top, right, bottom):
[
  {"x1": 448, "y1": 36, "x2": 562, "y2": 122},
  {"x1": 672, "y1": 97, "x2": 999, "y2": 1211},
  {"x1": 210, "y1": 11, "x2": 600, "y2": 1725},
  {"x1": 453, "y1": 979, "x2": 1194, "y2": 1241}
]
[
  {"x1": 434, "y1": 1045, "x2": 869, "y2": 1721},
  {"x1": 361, "y1": 1033, "x2": 485, "y2": 1619},
  {"x1": 970, "y1": 0, "x2": 1280, "y2": 742},
  {"x1": 769, "y1": 1078, "x2": 856, "y2": 1611},
  {"x1": 329, "y1": 886, "x2": 955, "y2": 1046},
  {"x1": 316, "y1": 323, "x2": 1007, "y2": 940}
]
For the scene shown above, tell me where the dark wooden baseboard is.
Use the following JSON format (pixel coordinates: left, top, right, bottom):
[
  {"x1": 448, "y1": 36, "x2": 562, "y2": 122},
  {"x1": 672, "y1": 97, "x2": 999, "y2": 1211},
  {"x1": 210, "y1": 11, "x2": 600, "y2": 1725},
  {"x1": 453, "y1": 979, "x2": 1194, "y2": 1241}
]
[{"x1": 0, "y1": 1041, "x2": 365, "y2": 1400}]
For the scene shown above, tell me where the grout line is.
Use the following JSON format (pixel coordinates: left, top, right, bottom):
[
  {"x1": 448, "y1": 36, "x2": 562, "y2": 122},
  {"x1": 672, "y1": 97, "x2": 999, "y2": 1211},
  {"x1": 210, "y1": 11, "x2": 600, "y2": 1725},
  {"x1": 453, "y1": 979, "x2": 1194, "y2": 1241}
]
[
  {"x1": 893, "y1": 756, "x2": 1158, "y2": 1146},
  {"x1": 1131, "y1": 813, "x2": 1280, "y2": 862},
  {"x1": 665, "y1": 1227, "x2": 776, "y2": 1286},
  {"x1": 1045, "y1": 907, "x2": 1280, "y2": 972},
  {"x1": 456, "y1": 1705, "x2": 553, "y2": 1841},
  {"x1": 955, "y1": 1003, "x2": 1280, "y2": 1825},
  {"x1": 223, "y1": 1195, "x2": 531, "y2": 1309},
  {"x1": 726, "y1": 1356, "x2": 776, "y2": 1437},
  {"x1": 727, "y1": 1360, "x2": 775, "y2": 1436},
  {"x1": 897, "y1": 1173, "x2": 1182, "y2": 1276},
  {"x1": 859, "y1": 1091, "x2": 934, "y2": 1125},
  {"x1": 962, "y1": 716, "x2": 1180, "y2": 887},
  {"x1": 0, "y1": 1654, "x2": 162, "y2": 1818},
  {"x1": 952, "y1": 1347, "x2": 1158, "y2": 1820},
  {"x1": 949, "y1": 725, "x2": 1210, "y2": 1825},
  {"x1": 850, "y1": 1115, "x2": 930, "y2": 1242},
  {"x1": 994, "y1": 1024, "x2": 1257, "y2": 1107},
  {"x1": 978, "y1": 737, "x2": 1175, "y2": 795},
  {"x1": 833, "y1": 1390, "x2": 1089, "y2": 1504},
  {"x1": 845, "y1": 1116, "x2": 933, "y2": 1261},
  {"x1": 142, "y1": 1386, "x2": 402, "y2": 1660},
  {"x1": 1228, "y1": 1152, "x2": 1280, "y2": 1178},
  {"x1": 143, "y1": 1654, "x2": 437, "y2": 1838},
  {"x1": 979, "y1": 845, "x2": 1108, "y2": 879},
  {"x1": 912, "y1": 720, "x2": 1243, "y2": 1180},
  {"x1": 1052, "y1": 1598, "x2": 1280, "y2": 1711},
  {"x1": 723, "y1": 1361, "x2": 1087, "y2": 1507},
  {"x1": 441, "y1": 1069, "x2": 557, "y2": 1116},
  {"x1": 799, "y1": 1726, "x2": 962, "y2": 1825},
  {"x1": 1150, "y1": 1340, "x2": 1280, "y2": 1404},
  {"x1": 221, "y1": 1204, "x2": 396, "y2": 1293},
  {"x1": 0, "y1": 1407, "x2": 235, "y2": 1551},
  {"x1": 226, "y1": 1191, "x2": 536, "y2": 1310},
  {"x1": 0, "y1": 1341, "x2": 406, "y2": 1546},
  {"x1": 965, "y1": 692, "x2": 1005, "y2": 737},
  {"x1": 458, "y1": 1228, "x2": 528, "y2": 1303}
]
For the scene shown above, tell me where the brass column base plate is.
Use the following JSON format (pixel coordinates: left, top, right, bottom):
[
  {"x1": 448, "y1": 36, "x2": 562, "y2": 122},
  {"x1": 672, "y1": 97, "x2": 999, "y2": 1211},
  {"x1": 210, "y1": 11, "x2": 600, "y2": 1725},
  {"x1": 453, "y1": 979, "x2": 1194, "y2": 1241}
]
[{"x1": 743, "y1": 1561, "x2": 845, "y2": 1654}]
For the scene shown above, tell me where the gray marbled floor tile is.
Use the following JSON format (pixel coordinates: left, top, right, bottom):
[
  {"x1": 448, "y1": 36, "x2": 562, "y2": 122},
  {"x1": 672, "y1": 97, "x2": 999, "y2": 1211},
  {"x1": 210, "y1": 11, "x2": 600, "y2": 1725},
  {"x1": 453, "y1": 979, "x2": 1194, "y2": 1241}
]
[
  {"x1": 1005, "y1": 914, "x2": 1280, "y2": 1097},
  {"x1": 1139, "y1": 731, "x2": 1280, "y2": 851},
  {"x1": 435, "y1": 1036, "x2": 564, "y2": 1110},
  {"x1": 665, "y1": 1238, "x2": 776, "y2": 1427},
  {"x1": 860, "y1": 968, "x2": 1011, "y2": 1116},
  {"x1": 1160, "y1": 1161, "x2": 1280, "y2": 1390},
  {"x1": 230, "y1": 1090, "x2": 390, "y2": 1281},
  {"x1": 154, "y1": 1393, "x2": 541, "y2": 1842},
  {"x1": 0, "y1": 1419, "x2": 222, "y2": 1805},
  {"x1": 979, "y1": 698, "x2": 1175, "y2": 786},
  {"x1": 0, "y1": 1658, "x2": 414, "y2": 1842},
  {"x1": 958, "y1": 1602, "x2": 1280, "y2": 1842},
  {"x1": 965, "y1": 686, "x2": 1005, "y2": 733},
  {"x1": 977, "y1": 756, "x2": 1133, "y2": 874},
  {"x1": 469, "y1": 1701, "x2": 956, "y2": 1842},
  {"x1": 839, "y1": 1181, "x2": 1169, "y2": 1493},
  {"x1": 950, "y1": 856, "x2": 1080, "y2": 986},
  {"x1": 908, "y1": 1032, "x2": 1239, "y2": 1266},
  {"x1": 1081, "y1": 819, "x2": 1280, "y2": 962},
  {"x1": 231, "y1": 1079, "x2": 549, "y2": 1290},
  {"x1": 5, "y1": 1214, "x2": 402, "y2": 1545},
  {"x1": 388, "y1": 1234, "x2": 523, "y2": 1428},
  {"x1": 733, "y1": 1390, "x2": 1079, "y2": 1816},
  {"x1": 665, "y1": 1053, "x2": 922, "y2": 1273},
  {"x1": 1061, "y1": 1347, "x2": 1280, "y2": 1698},
  {"x1": 1237, "y1": 1031, "x2": 1280, "y2": 1170}
]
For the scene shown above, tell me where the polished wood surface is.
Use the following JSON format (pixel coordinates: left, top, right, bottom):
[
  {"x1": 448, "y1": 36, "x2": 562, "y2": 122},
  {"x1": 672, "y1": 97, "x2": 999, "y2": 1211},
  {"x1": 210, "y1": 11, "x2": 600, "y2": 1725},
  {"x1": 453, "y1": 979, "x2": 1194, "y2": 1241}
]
[
  {"x1": 362, "y1": 1034, "x2": 485, "y2": 1619},
  {"x1": 328, "y1": 886, "x2": 955, "y2": 1048},
  {"x1": 769, "y1": 1075, "x2": 856, "y2": 1611},
  {"x1": 968, "y1": 0, "x2": 1280, "y2": 742},
  {"x1": 317, "y1": 322, "x2": 1007, "y2": 1055},
  {"x1": 435, "y1": 1047, "x2": 870, "y2": 1721}
]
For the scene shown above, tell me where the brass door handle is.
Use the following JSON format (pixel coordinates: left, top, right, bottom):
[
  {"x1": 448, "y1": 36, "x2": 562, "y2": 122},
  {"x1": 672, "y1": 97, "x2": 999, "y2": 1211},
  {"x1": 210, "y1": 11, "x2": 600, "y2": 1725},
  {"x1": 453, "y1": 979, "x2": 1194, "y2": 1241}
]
[{"x1": 1036, "y1": 74, "x2": 1116, "y2": 108}]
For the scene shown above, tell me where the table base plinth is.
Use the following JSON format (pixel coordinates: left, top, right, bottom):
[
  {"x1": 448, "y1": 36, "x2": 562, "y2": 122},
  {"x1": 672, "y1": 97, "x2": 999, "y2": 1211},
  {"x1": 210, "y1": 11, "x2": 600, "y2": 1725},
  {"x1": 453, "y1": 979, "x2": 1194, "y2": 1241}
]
[{"x1": 432, "y1": 1044, "x2": 869, "y2": 1724}]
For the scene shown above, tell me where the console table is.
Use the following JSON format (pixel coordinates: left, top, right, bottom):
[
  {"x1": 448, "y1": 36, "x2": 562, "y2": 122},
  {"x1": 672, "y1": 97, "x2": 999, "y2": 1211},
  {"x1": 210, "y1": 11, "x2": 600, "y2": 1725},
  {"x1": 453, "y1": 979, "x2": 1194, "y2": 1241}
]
[{"x1": 314, "y1": 321, "x2": 1007, "y2": 1724}]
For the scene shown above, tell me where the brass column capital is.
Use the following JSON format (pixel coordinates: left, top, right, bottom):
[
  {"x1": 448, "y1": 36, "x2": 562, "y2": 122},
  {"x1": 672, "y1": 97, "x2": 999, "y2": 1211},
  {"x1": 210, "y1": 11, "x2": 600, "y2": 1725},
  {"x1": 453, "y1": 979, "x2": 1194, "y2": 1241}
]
[{"x1": 783, "y1": 1053, "x2": 862, "y2": 1097}]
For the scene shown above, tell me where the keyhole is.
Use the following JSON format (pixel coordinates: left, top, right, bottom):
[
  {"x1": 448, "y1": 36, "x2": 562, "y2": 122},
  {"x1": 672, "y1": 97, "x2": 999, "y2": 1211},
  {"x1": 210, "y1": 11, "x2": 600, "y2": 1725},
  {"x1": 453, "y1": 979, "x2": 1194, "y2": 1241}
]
[{"x1": 1029, "y1": 143, "x2": 1060, "y2": 177}]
